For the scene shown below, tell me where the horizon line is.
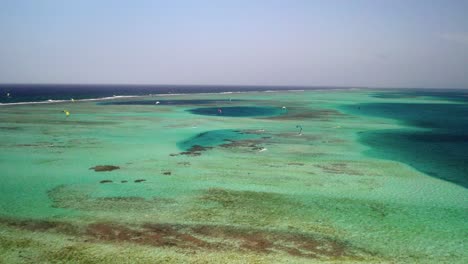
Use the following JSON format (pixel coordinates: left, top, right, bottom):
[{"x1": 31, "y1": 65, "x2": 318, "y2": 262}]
[{"x1": 0, "y1": 83, "x2": 466, "y2": 90}]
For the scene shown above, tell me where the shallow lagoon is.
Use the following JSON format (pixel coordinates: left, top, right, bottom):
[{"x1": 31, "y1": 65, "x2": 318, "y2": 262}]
[{"x1": 0, "y1": 89, "x2": 467, "y2": 263}]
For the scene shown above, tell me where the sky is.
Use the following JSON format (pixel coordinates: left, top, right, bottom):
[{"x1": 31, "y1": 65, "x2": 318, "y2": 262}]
[{"x1": 0, "y1": 0, "x2": 467, "y2": 88}]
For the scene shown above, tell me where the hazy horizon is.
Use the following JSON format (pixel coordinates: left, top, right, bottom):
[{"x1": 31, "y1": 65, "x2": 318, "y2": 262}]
[
  {"x1": 1, "y1": 0, "x2": 467, "y2": 89},
  {"x1": 1, "y1": 83, "x2": 467, "y2": 90}
]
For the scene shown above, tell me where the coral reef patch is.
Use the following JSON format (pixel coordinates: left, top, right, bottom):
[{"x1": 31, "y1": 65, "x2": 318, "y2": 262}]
[{"x1": 90, "y1": 165, "x2": 120, "y2": 172}]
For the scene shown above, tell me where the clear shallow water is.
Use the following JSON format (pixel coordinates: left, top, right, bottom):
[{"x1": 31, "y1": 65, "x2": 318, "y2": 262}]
[
  {"x1": 0, "y1": 87, "x2": 467, "y2": 263},
  {"x1": 177, "y1": 129, "x2": 263, "y2": 151}
]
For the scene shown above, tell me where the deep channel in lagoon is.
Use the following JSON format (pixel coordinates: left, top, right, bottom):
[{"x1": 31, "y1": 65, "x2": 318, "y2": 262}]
[
  {"x1": 187, "y1": 106, "x2": 284, "y2": 117},
  {"x1": 0, "y1": 88, "x2": 466, "y2": 263},
  {"x1": 342, "y1": 101, "x2": 468, "y2": 188}
]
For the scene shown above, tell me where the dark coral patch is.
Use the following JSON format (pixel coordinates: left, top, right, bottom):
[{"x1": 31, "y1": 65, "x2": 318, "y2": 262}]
[
  {"x1": 99, "y1": 180, "x2": 113, "y2": 184},
  {"x1": 0, "y1": 218, "x2": 78, "y2": 235},
  {"x1": 0, "y1": 126, "x2": 21, "y2": 130},
  {"x1": 288, "y1": 162, "x2": 305, "y2": 166},
  {"x1": 84, "y1": 222, "x2": 361, "y2": 259},
  {"x1": 219, "y1": 139, "x2": 266, "y2": 152},
  {"x1": 0, "y1": 217, "x2": 373, "y2": 260},
  {"x1": 90, "y1": 165, "x2": 120, "y2": 172},
  {"x1": 177, "y1": 129, "x2": 266, "y2": 156},
  {"x1": 178, "y1": 145, "x2": 213, "y2": 156},
  {"x1": 187, "y1": 145, "x2": 212, "y2": 152},
  {"x1": 315, "y1": 163, "x2": 363, "y2": 176}
]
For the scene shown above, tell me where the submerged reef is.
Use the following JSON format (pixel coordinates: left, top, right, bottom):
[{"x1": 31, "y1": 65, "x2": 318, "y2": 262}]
[
  {"x1": 264, "y1": 108, "x2": 344, "y2": 121},
  {"x1": 85, "y1": 222, "x2": 363, "y2": 259},
  {"x1": 99, "y1": 180, "x2": 113, "y2": 184},
  {"x1": 315, "y1": 163, "x2": 364, "y2": 176},
  {"x1": 47, "y1": 184, "x2": 172, "y2": 212},
  {"x1": 89, "y1": 165, "x2": 120, "y2": 172},
  {"x1": 219, "y1": 139, "x2": 266, "y2": 152},
  {"x1": 176, "y1": 145, "x2": 213, "y2": 156},
  {"x1": 175, "y1": 129, "x2": 268, "y2": 156},
  {"x1": 0, "y1": 217, "x2": 371, "y2": 261}
]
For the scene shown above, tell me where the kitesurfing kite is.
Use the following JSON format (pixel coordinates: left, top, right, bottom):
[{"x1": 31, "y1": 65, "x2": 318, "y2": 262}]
[{"x1": 296, "y1": 125, "x2": 303, "y2": 135}]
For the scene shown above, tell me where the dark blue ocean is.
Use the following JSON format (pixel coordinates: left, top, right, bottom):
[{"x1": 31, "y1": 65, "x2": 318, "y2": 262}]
[{"x1": 0, "y1": 84, "x2": 314, "y2": 104}]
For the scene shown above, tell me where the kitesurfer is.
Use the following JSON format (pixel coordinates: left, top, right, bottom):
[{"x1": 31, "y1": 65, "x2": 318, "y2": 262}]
[{"x1": 296, "y1": 125, "x2": 303, "y2": 135}]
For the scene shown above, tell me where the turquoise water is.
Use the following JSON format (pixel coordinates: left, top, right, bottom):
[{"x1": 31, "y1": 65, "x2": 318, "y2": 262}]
[
  {"x1": 0, "y1": 89, "x2": 467, "y2": 263},
  {"x1": 344, "y1": 101, "x2": 468, "y2": 187},
  {"x1": 177, "y1": 129, "x2": 264, "y2": 151}
]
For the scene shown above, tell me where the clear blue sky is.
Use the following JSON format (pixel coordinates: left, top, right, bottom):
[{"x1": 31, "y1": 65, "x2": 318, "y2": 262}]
[{"x1": 1, "y1": 0, "x2": 467, "y2": 88}]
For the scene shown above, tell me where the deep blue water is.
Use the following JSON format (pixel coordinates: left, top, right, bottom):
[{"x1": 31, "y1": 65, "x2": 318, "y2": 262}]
[
  {"x1": 187, "y1": 106, "x2": 282, "y2": 117},
  {"x1": 370, "y1": 89, "x2": 468, "y2": 102},
  {"x1": 99, "y1": 99, "x2": 243, "y2": 105},
  {"x1": 344, "y1": 92, "x2": 468, "y2": 188},
  {"x1": 0, "y1": 84, "x2": 316, "y2": 104}
]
